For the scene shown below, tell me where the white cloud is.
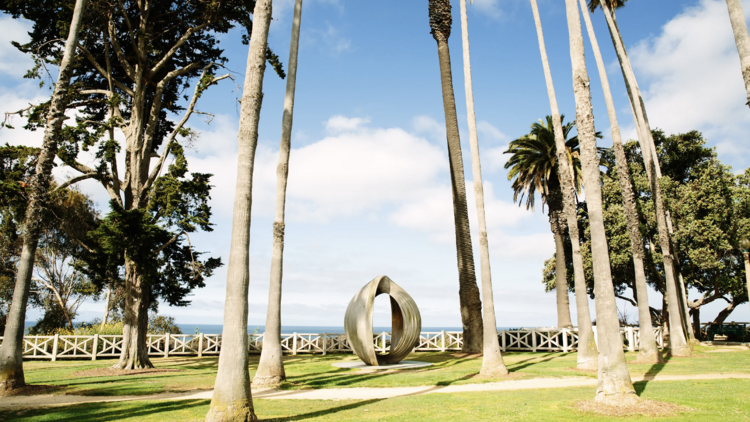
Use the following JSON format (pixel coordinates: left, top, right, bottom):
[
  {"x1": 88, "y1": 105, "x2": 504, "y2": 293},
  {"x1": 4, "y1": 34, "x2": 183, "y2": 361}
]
[
  {"x1": 325, "y1": 115, "x2": 370, "y2": 133},
  {"x1": 477, "y1": 120, "x2": 507, "y2": 141},
  {"x1": 412, "y1": 115, "x2": 446, "y2": 141},
  {"x1": 471, "y1": 0, "x2": 503, "y2": 20},
  {"x1": 0, "y1": 17, "x2": 33, "y2": 78},
  {"x1": 628, "y1": 0, "x2": 750, "y2": 167}
]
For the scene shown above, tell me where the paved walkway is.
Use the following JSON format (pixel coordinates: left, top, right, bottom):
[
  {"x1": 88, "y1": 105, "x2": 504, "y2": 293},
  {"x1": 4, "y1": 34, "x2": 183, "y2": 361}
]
[{"x1": 2, "y1": 372, "x2": 749, "y2": 409}]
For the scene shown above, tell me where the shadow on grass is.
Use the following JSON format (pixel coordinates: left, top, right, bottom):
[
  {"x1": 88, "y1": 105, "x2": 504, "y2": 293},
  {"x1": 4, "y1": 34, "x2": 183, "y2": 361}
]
[
  {"x1": 507, "y1": 353, "x2": 559, "y2": 372},
  {"x1": 263, "y1": 398, "x2": 384, "y2": 422},
  {"x1": 634, "y1": 353, "x2": 672, "y2": 395},
  {"x1": 4, "y1": 399, "x2": 207, "y2": 422}
]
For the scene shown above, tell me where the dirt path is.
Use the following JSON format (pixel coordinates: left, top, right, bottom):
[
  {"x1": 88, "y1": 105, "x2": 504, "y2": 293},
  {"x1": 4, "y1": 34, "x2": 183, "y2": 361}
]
[{"x1": 2, "y1": 372, "x2": 749, "y2": 409}]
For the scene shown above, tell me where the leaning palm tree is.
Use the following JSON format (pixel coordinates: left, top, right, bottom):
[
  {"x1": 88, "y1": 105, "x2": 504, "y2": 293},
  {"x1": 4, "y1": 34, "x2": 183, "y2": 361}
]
[
  {"x1": 564, "y1": 0, "x2": 637, "y2": 405},
  {"x1": 504, "y1": 116, "x2": 582, "y2": 331},
  {"x1": 206, "y1": 0, "x2": 273, "y2": 420},
  {"x1": 254, "y1": 0, "x2": 304, "y2": 387},
  {"x1": 725, "y1": 0, "x2": 750, "y2": 108},
  {"x1": 578, "y1": 0, "x2": 662, "y2": 364},
  {"x1": 589, "y1": 0, "x2": 693, "y2": 354},
  {"x1": 458, "y1": 0, "x2": 507, "y2": 376},
  {"x1": 428, "y1": 0, "x2": 484, "y2": 354},
  {"x1": 0, "y1": 0, "x2": 88, "y2": 391},
  {"x1": 528, "y1": 0, "x2": 597, "y2": 370}
]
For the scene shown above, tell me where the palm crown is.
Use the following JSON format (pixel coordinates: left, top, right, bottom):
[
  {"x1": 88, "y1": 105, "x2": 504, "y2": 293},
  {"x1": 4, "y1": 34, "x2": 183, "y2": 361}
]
[
  {"x1": 504, "y1": 115, "x2": 583, "y2": 212},
  {"x1": 587, "y1": 0, "x2": 628, "y2": 13}
]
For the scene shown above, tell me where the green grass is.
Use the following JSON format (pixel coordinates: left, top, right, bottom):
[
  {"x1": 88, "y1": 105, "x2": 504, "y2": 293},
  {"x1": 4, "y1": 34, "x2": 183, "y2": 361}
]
[
  {"x1": 4, "y1": 378, "x2": 750, "y2": 421},
  {"x1": 18, "y1": 344, "x2": 750, "y2": 397}
]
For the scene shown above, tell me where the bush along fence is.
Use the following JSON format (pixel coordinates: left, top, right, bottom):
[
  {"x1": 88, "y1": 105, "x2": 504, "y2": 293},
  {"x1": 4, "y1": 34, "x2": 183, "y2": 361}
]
[{"x1": 0, "y1": 326, "x2": 662, "y2": 361}]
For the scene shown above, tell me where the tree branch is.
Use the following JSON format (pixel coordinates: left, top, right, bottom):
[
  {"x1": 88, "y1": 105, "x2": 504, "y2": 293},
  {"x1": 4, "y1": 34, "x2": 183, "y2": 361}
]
[
  {"x1": 53, "y1": 172, "x2": 98, "y2": 192},
  {"x1": 77, "y1": 44, "x2": 134, "y2": 97},
  {"x1": 616, "y1": 294, "x2": 638, "y2": 307},
  {"x1": 150, "y1": 23, "x2": 209, "y2": 76},
  {"x1": 107, "y1": 19, "x2": 136, "y2": 81}
]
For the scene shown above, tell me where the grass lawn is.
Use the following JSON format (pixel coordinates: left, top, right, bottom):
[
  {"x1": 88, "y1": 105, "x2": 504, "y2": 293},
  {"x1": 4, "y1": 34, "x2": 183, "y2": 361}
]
[
  {"x1": 17, "y1": 344, "x2": 750, "y2": 396},
  {"x1": 4, "y1": 378, "x2": 750, "y2": 421}
]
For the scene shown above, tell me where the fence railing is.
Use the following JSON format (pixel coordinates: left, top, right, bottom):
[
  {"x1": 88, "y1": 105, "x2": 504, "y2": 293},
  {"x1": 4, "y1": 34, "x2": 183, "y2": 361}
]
[{"x1": 0, "y1": 326, "x2": 662, "y2": 361}]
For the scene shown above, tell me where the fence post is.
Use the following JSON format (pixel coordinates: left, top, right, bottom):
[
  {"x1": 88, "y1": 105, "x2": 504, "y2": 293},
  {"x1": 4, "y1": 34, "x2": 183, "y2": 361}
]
[
  {"x1": 627, "y1": 327, "x2": 635, "y2": 352},
  {"x1": 531, "y1": 329, "x2": 537, "y2": 352},
  {"x1": 198, "y1": 333, "x2": 204, "y2": 358},
  {"x1": 501, "y1": 330, "x2": 506, "y2": 352},
  {"x1": 322, "y1": 332, "x2": 327, "y2": 356},
  {"x1": 562, "y1": 329, "x2": 569, "y2": 353},
  {"x1": 165, "y1": 334, "x2": 170, "y2": 358},
  {"x1": 381, "y1": 331, "x2": 387, "y2": 352},
  {"x1": 293, "y1": 333, "x2": 298, "y2": 355},
  {"x1": 52, "y1": 334, "x2": 59, "y2": 362},
  {"x1": 92, "y1": 334, "x2": 99, "y2": 361},
  {"x1": 440, "y1": 330, "x2": 445, "y2": 352}
]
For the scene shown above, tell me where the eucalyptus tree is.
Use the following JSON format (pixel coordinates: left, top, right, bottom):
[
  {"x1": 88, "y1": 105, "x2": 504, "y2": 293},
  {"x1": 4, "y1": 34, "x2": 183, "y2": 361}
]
[
  {"x1": 578, "y1": 0, "x2": 661, "y2": 363},
  {"x1": 0, "y1": 0, "x2": 276, "y2": 371},
  {"x1": 0, "y1": 0, "x2": 87, "y2": 390},
  {"x1": 206, "y1": 0, "x2": 273, "y2": 420},
  {"x1": 428, "y1": 0, "x2": 484, "y2": 353},
  {"x1": 725, "y1": 0, "x2": 750, "y2": 107},
  {"x1": 504, "y1": 116, "x2": 582, "y2": 329},
  {"x1": 564, "y1": 0, "x2": 637, "y2": 404},
  {"x1": 458, "y1": 0, "x2": 507, "y2": 376},
  {"x1": 589, "y1": 0, "x2": 692, "y2": 354},
  {"x1": 528, "y1": 0, "x2": 597, "y2": 369},
  {"x1": 254, "y1": 0, "x2": 304, "y2": 387}
]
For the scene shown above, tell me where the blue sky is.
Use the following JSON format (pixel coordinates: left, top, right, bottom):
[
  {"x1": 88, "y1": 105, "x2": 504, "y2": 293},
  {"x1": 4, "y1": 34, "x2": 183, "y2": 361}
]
[{"x1": 2, "y1": 0, "x2": 750, "y2": 328}]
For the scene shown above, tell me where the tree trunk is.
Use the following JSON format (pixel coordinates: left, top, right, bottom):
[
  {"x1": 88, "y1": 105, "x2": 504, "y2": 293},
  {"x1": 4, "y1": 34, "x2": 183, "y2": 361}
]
[
  {"x1": 429, "y1": 0, "x2": 484, "y2": 354},
  {"x1": 564, "y1": 0, "x2": 637, "y2": 405},
  {"x1": 100, "y1": 280, "x2": 113, "y2": 332},
  {"x1": 254, "y1": 0, "x2": 303, "y2": 387},
  {"x1": 0, "y1": 0, "x2": 87, "y2": 391},
  {"x1": 713, "y1": 298, "x2": 741, "y2": 325},
  {"x1": 744, "y1": 252, "x2": 750, "y2": 314},
  {"x1": 578, "y1": 0, "x2": 661, "y2": 364},
  {"x1": 529, "y1": 0, "x2": 597, "y2": 369},
  {"x1": 458, "y1": 0, "x2": 508, "y2": 376},
  {"x1": 600, "y1": 2, "x2": 691, "y2": 357},
  {"x1": 206, "y1": 0, "x2": 272, "y2": 420},
  {"x1": 725, "y1": 0, "x2": 750, "y2": 107},
  {"x1": 112, "y1": 258, "x2": 152, "y2": 369},
  {"x1": 548, "y1": 194, "x2": 572, "y2": 328},
  {"x1": 690, "y1": 308, "x2": 701, "y2": 341}
]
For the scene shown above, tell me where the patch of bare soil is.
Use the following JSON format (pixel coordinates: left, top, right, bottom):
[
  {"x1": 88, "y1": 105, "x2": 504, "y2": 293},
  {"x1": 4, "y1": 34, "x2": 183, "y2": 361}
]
[
  {"x1": 0, "y1": 385, "x2": 63, "y2": 397},
  {"x1": 574, "y1": 399, "x2": 689, "y2": 417},
  {"x1": 450, "y1": 353, "x2": 482, "y2": 358},
  {"x1": 72, "y1": 367, "x2": 183, "y2": 378}
]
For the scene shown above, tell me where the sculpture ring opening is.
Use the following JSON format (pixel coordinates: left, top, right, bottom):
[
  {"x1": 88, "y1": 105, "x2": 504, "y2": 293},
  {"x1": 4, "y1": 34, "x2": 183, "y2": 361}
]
[{"x1": 344, "y1": 276, "x2": 422, "y2": 366}]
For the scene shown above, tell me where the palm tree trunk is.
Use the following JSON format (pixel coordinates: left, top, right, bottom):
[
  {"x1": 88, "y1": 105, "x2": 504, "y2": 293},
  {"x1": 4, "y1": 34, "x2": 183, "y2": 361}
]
[
  {"x1": 578, "y1": 0, "x2": 661, "y2": 364},
  {"x1": 564, "y1": 0, "x2": 637, "y2": 405},
  {"x1": 600, "y1": 2, "x2": 691, "y2": 357},
  {"x1": 429, "y1": 0, "x2": 484, "y2": 354},
  {"x1": 547, "y1": 191, "x2": 572, "y2": 328},
  {"x1": 0, "y1": 0, "x2": 87, "y2": 391},
  {"x1": 529, "y1": 0, "x2": 596, "y2": 370},
  {"x1": 725, "y1": 0, "x2": 750, "y2": 107},
  {"x1": 254, "y1": 0, "x2": 303, "y2": 387},
  {"x1": 206, "y1": 0, "x2": 272, "y2": 420},
  {"x1": 458, "y1": 0, "x2": 508, "y2": 376}
]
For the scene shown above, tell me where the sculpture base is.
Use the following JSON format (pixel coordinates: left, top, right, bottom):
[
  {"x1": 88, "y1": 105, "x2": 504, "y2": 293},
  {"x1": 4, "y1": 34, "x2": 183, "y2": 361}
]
[{"x1": 332, "y1": 360, "x2": 432, "y2": 370}]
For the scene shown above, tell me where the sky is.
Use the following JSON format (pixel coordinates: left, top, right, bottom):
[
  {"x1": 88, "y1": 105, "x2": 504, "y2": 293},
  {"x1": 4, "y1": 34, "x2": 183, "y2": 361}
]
[{"x1": 2, "y1": 0, "x2": 750, "y2": 329}]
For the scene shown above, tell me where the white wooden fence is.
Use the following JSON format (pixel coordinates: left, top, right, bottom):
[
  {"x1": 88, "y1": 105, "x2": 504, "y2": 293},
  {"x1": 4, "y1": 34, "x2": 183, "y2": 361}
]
[{"x1": 0, "y1": 326, "x2": 662, "y2": 361}]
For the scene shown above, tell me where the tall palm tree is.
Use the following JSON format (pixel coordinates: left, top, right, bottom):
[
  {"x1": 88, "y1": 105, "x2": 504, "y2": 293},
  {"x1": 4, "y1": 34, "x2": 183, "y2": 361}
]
[
  {"x1": 504, "y1": 116, "x2": 581, "y2": 331},
  {"x1": 528, "y1": 0, "x2": 597, "y2": 370},
  {"x1": 564, "y1": 0, "x2": 637, "y2": 405},
  {"x1": 590, "y1": 0, "x2": 693, "y2": 354},
  {"x1": 578, "y1": 0, "x2": 662, "y2": 364},
  {"x1": 254, "y1": 0, "x2": 304, "y2": 387},
  {"x1": 428, "y1": 0, "x2": 484, "y2": 354},
  {"x1": 725, "y1": 0, "x2": 750, "y2": 108},
  {"x1": 0, "y1": 0, "x2": 88, "y2": 391},
  {"x1": 458, "y1": 0, "x2": 508, "y2": 376},
  {"x1": 206, "y1": 0, "x2": 273, "y2": 420}
]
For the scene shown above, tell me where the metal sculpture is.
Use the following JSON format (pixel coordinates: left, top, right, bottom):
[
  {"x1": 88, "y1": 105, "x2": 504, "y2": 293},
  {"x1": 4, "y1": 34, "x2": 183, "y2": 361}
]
[{"x1": 344, "y1": 275, "x2": 422, "y2": 365}]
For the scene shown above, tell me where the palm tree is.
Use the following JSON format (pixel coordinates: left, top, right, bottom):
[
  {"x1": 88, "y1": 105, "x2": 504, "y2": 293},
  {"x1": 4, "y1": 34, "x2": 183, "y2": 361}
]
[
  {"x1": 564, "y1": 0, "x2": 637, "y2": 405},
  {"x1": 589, "y1": 0, "x2": 693, "y2": 355},
  {"x1": 725, "y1": 0, "x2": 750, "y2": 108},
  {"x1": 528, "y1": 0, "x2": 597, "y2": 370},
  {"x1": 578, "y1": 0, "x2": 662, "y2": 364},
  {"x1": 458, "y1": 0, "x2": 507, "y2": 376},
  {"x1": 504, "y1": 116, "x2": 581, "y2": 332},
  {"x1": 0, "y1": 0, "x2": 88, "y2": 391},
  {"x1": 428, "y1": 0, "x2": 484, "y2": 354},
  {"x1": 254, "y1": 0, "x2": 304, "y2": 387},
  {"x1": 205, "y1": 0, "x2": 273, "y2": 420}
]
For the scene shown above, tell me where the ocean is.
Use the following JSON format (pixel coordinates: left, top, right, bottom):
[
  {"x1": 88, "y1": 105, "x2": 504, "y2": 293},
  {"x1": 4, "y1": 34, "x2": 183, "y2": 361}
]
[{"x1": 177, "y1": 324, "x2": 467, "y2": 335}]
